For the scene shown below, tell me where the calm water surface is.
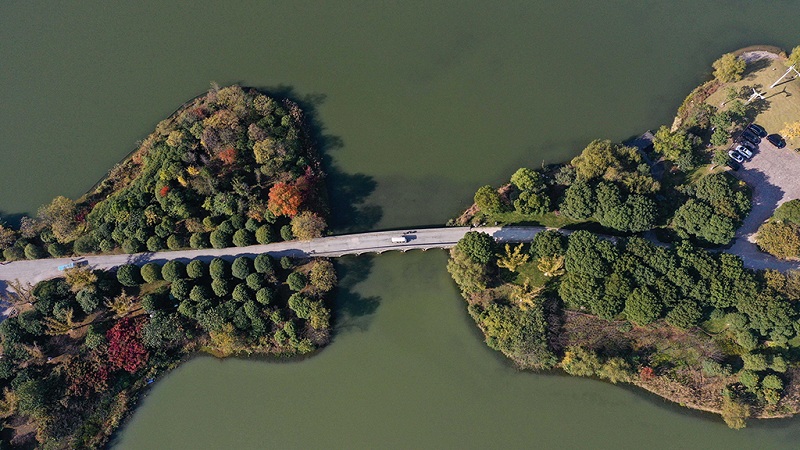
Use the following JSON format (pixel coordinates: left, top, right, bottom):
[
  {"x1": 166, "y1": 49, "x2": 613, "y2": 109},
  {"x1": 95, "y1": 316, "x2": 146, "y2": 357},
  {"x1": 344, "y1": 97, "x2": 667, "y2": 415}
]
[{"x1": 2, "y1": 1, "x2": 800, "y2": 448}]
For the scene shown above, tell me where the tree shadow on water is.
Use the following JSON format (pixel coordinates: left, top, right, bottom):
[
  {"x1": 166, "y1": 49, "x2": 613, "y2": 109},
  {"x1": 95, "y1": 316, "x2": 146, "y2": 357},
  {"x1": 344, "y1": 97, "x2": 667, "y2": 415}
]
[
  {"x1": 331, "y1": 255, "x2": 382, "y2": 336},
  {"x1": 254, "y1": 84, "x2": 383, "y2": 233}
]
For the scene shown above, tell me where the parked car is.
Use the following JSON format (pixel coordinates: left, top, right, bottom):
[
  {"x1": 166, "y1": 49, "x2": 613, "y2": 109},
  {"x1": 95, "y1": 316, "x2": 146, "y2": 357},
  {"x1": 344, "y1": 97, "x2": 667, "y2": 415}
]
[
  {"x1": 726, "y1": 160, "x2": 741, "y2": 171},
  {"x1": 747, "y1": 123, "x2": 767, "y2": 138},
  {"x1": 741, "y1": 130, "x2": 761, "y2": 144},
  {"x1": 767, "y1": 133, "x2": 787, "y2": 148},
  {"x1": 728, "y1": 149, "x2": 745, "y2": 163},
  {"x1": 738, "y1": 140, "x2": 756, "y2": 151},
  {"x1": 735, "y1": 144, "x2": 753, "y2": 159}
]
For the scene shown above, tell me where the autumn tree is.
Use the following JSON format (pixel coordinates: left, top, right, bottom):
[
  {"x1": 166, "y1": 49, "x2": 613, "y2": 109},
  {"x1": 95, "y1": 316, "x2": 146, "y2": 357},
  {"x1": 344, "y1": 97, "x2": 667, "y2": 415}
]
[
  {"x1": 291, "y1": 211, "x2": 326, "y2": 241},
  {"x1": 106, "y1": 317, "x2": 149, "y2": 373},
  {"x1": 787, "y1": 45, "x2": 800, "y2": 68},
  {"x1": 38, "y1": 196, "x2": 81, "y2": 243},
  {"x1": 712, "y1": 53, "x2": 746, "y2": 83},
  {"x1": 309, "y1": 260, "x2": 337, "y2": 291},
  {"x1": 496, "y1": 244, "x2": 529, "y2": 272},
  {"x1": 267, "y1": 182, "x2": 303, "y2": 217}
]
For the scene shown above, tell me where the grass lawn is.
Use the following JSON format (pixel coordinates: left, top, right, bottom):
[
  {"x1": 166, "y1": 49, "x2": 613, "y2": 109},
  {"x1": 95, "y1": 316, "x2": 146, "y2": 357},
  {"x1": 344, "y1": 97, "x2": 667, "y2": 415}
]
[
  {"x1": 706, "y1": 58, "x2": 800, "y2": 150},
  {"x1": 513, "y1": 260, "x2": 549, "y2": 287}
]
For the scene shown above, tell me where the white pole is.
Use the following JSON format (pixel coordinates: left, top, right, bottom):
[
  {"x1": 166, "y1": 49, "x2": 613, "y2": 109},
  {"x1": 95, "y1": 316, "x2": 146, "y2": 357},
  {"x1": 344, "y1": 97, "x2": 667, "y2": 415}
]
[{"x1": 770, "y1": 65, "x2": 797, "y2": 89}]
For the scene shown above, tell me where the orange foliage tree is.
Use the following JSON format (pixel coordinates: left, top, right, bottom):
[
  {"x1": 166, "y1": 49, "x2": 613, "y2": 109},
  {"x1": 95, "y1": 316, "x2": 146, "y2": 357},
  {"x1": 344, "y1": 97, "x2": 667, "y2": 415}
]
[{"x1": 267, "y1": 182, "x2": 303, "y2": 217}]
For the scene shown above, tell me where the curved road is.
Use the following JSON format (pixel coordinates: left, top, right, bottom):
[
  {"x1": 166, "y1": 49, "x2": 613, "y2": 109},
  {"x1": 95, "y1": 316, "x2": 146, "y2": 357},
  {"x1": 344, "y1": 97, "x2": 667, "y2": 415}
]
[{"x1": 0, "y1": 226, "x2": 546, "y2": 290}]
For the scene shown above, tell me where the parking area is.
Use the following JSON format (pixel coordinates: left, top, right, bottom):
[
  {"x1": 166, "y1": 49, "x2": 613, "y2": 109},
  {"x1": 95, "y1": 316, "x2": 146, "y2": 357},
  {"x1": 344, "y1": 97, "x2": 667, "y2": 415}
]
[{"x1": 728, "y1": 139, "x2": 800, "y2": 268}]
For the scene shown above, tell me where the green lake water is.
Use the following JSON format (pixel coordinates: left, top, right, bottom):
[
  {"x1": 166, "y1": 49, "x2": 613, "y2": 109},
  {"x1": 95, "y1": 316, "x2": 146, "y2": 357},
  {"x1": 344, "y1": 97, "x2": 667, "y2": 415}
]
[{"x1": 2, "y1": 1, "x2": 800, "y2": 448}]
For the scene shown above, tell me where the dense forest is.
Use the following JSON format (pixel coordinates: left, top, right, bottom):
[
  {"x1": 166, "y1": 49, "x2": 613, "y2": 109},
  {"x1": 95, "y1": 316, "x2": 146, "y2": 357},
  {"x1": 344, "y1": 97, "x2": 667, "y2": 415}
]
[
  {"x1": 0, "y1": 87, "x2": 337, "y2": 448},
  {"x1": 448, "y1": 49, "x2": 800, "y2": 429},
  {"x1": 0, "y1": 84, "x2": 328, "y2": 261}
]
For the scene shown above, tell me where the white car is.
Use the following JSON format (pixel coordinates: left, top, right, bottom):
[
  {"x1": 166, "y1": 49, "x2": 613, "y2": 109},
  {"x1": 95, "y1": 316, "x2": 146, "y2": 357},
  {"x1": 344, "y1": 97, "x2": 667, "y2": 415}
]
[
  {"x1": 735, "y1": 145, "x2": 753, "y2": 159},
  {"x1": 728, "y1": 149, "x2": 745, "y2": 163}
]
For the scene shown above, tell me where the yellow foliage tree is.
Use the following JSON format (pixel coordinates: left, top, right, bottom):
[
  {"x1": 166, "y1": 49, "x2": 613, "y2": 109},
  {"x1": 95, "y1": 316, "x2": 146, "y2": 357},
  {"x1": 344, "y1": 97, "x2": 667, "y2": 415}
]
[
  {"x1": 510, "y1": 281, "x2": 545, "y2": 310},
  {"x1": 781, "y1": 121, "x2": 800, "y2": 139},
  {"x1": 209, "y1": 323, "x2": 238, "y2": 357},
  {"x1": 496, "y1": 244, "x2": 529, "y2": 272},
  {"x1": 64, "y1": 267, "x2": 97, "y2": 293},
  {"x1": 44, "y1": 308, "x2": 75, "y2": 336},
  {"x1": 104, "y1": 292, "x2": 137, "y2": 318},
  {"x1": 538, "y1": 255, "x2": 566, "y2": 277}
]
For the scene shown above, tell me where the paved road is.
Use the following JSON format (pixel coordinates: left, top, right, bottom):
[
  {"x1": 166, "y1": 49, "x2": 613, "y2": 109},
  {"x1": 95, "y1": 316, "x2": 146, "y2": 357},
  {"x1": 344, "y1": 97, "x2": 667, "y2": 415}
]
[{"x1": 0, "y1": 226, "x2": 547, "y2": 290}]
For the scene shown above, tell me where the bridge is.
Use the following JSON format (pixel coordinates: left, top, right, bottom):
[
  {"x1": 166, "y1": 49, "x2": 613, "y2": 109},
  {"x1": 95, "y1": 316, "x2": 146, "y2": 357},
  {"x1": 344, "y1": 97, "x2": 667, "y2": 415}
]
[
  {"x1": 0, "y1": 226, "x2": 546, "y2": 289},
  {"x1": 1, "y1": 225, "x2": 798, "y2": 295}
]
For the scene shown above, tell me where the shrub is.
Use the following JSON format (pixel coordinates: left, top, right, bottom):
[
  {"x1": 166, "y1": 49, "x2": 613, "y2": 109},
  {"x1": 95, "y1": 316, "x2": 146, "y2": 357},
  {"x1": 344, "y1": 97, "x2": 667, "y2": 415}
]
[
  {"x1": 166, "y1": 234, "x2": 184, "y2": 250},
  {"x1": 117, "y1": 264, "x2": 142, "y2": 287},
  {"x1": 232, "y1": 284, "x2": 253, "y2": 303},
  {"x1": 210, "y1": 229, "x2": 232, "y2": 249},
  {"x1": 2, "y1": 246, "x2": 24, "y2": 261},
  {"x1": 232, "y1": 256, "x2": 253, "y2": 279},
  {"x1": 233, "y1": 229, "x2": 255, "y2": 247},
  {"x1": 47, "y1": 243, "x2": 70, "y2": 258},
  {"x1": 762, "y1": 374, "x2": 783, "y2": 391},
  {"x1": 254, "y1": 253, "x2": 275, "y2": 275},
  {"x1": 209, "y1": 258, "x2": 229, "y2": 280},
  {"x1": 24, "y1": 243, "x2": 45, "y2": 260},
  {"x1": 287, "y1": 272, "x2": 307, "y2": 291},
  {"x1": 255, "y1": 225, "x2": 273, "y2": 244},
  {"x1": 162, "y1": 260, "x2": 186, "y2": 282},
  {"x1": 141, "y1": 293, "x2": 161, "y2": 312},
  {"x1": 170, "y1": 279, "x2": 191, "y2": 300},
  {"x1": 186, "y1": 260, "x2": 206, "y2": 279},
  {"x1": 190, "y1": 285, "x2": 212, "y2": 303},
  {"x1": 140, "y1": 262, "x2": 162, "y2": 283},
  {"x1": 76, "y1": 288, "x2": 101, "y2": 314},
  {"x1": 146, "y1": 236, "x2": 165, "y2": 252},
  {"x1": 561, "y1": 346, "x2": 601, "y2": 377},
  {"x1": 85, "y1": 325, "x2": 106, "y2": 349},
  {"x1": 99, "y1": 239, "x2": 115, "y2": 253},
  {"x1": 246, "y1": 273, "x2": 267, "y2": 290},
  {"x1": 280, "y1": 224, "x2": 294, "y2": 241},
  {"x1": 190, "y1": 232, "x2": 209, "y2": 249},
  {"x1": 121, "y1": 239, "x2": 142, "y2": 254},
  {"x1": 280, "y1": 256, "x2": 294, "y2": 270},
  {"x1": 211, "y1": 279, "x2": 230, "y2": 297}
]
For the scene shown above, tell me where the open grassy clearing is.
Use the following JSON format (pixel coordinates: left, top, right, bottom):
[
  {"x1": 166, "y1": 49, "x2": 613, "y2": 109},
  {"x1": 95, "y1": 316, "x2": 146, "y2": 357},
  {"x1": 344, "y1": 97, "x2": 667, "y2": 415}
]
[{"x1": 706, "y1": 58, "x2": 800, "y2": 149}]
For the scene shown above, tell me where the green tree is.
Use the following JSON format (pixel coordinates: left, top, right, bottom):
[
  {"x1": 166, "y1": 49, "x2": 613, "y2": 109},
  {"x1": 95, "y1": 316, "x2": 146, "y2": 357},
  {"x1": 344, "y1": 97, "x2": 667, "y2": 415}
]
[
  {"x1": 246, "y1": 273, "x2": 267, "y2": 291},
  {"x1": 510, "y1": 167, "x2": 545, "y2": 192},
  {"x1": 209, "y1": 229, "x2": 232, "y2": 249},
  {"x1": 232, "y1": 229, "x2": 255, "y2": 247},
  {"x1": 624, "y1": 287, "x2": 663, "y2": 326},
  {"x1": 232, "y1": 283, "x2": 253, "y2": 303},
  {"x1": 255, "y1": 225, "x2": 273, "y2": 244},
  {"x1": 447, "y1": 248, "x2": 489, "y2": 296},
  {"x1": 712, "y1": 53, "x2": 746, "y2": 83},
  {"x1": 287, "y1": 272, "x2": 307, "y2": 291},
  {"x1": 254, "y1": 253, "x2": 275, "y2": 275},
  {"x1": 561, "y1": 346, "x2": 601, "y2": 377},
  {"x1": 665, "y1": 300, "x2": 702, "y2": 329},
  {"x1": 787, "y1": 45, "x2": 800, "y2": 68},
  {"x1": 455, "y1": 231, "x2": 496, "y2": 264},
  {"x1": 530, "y1": 230, "x2": 567, "y2": 258},
  {"x1": 211, "y1": 278, "x2": 230, "y2": 297},
  {"x1": 209, "y1": 258, "x2": 229, "y2": 280},
  {"x1": 712, "y1": 148, "x2": 730, "y2": 166},
  {"x1": 256, "y1": 287, "x2": 274, "y2": 305},
  {"x1": 186, "y1": 260, "x2": 206, "y2": 279},
  {"x1": 141, "y1": 262, "x2": 162, "y2": 283},
  {"x1": 559, "y1": 180, "x2": 595, "y2": 220},
  {"x1": 76, "y1": 288, "x2": 101, "y2": 314},
  {"x1": 170, "y1": 279, "x2": 191, "y2": 300},
  {"x1": 162, "y1": 260, "x2": 186, "y2": 282},
  {"x1": 653, "y1": 126, "x2": 696, "y2": 163},
  {"x1": 190, "y1": 232, "x2": 209, "y2": 249},
  {"x1": 116, "y1": 264, "x2": 142, "y2": 287},
  {"x1": 672, "y1": 199, "x2": 735, "y2": 245},
  {"x1": 309, "y1": 260, "x2": 337, "y2": 291},
  {"x1": 773, "y1": 199, "x2": 800, "y2": 223},
  {"x1": 232, "y1": 256, "x2": 253, "y2": 279},
  {"x1": 756, "y1": 221, "x2": 800, "y2": 259},
  {"x1": 474, "y1": 185, "x2": 506, "y2": 214}
]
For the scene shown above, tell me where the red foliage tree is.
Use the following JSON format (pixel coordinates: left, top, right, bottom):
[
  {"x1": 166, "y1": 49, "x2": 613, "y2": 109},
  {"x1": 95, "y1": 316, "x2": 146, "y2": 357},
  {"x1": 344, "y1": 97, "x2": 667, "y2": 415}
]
[
  {"x1": 67, "y1": 356, "x2": 110, "y2": 397},
  {"x1": 217, "y1": 147, "x2": 237, "y2": 165},
  {"x1": 159, "y1": 185, "x2": 170, "y2": 197},
  {"x1": 639, "y1": 366, "x2": 655, "y2": 381},
  {"x1": 106, "y1": 317, "x2": 149, "y2": 374},
  {"x1": 267, "y1": 182, "x2": 304, "y2": 217}
]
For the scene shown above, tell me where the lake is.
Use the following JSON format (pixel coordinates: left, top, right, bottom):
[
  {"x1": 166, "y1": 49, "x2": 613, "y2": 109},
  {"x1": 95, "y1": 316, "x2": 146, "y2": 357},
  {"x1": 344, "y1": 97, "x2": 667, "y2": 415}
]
[{"x1": 1, "y1": 1, "x2": 799, "y2": 448}]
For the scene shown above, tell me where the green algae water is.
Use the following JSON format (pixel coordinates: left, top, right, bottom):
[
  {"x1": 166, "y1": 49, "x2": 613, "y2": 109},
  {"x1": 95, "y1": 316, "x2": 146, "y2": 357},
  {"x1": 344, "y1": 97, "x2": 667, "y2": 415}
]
[{"x1": 2, "y1": 1, "x2": 800, "y2": 448}]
